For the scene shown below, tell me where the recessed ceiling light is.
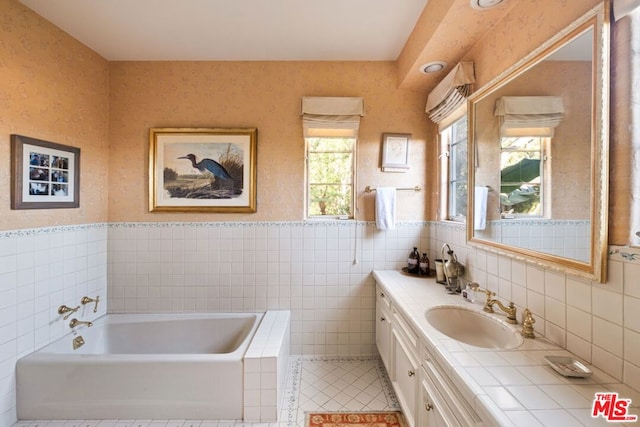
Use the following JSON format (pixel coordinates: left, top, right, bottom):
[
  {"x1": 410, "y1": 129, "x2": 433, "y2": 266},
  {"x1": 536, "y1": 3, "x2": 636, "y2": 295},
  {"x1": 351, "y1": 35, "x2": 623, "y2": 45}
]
[
  {"x1": 470, "y1": 0, "x2": 504, "y2": 10},
  {"x1": 420, "y1": 61, "x2": 447, "y2": 74}
]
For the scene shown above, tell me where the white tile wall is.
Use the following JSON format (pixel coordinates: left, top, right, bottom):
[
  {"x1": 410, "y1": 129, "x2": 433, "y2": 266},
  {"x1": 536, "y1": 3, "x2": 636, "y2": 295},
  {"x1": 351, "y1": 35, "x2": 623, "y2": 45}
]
[
  {"x1": 433, "y1": 221, "x2": 640, "y2": 396},
  {"x1": 3, "y1": 219, "x2": 640, "y2": 425},
  {"x1": 0, "y1": 224, "x2": 108, "y2": 426},
  {"x1": 107, "y1": 221, "x2": 429, "y2": 356}
]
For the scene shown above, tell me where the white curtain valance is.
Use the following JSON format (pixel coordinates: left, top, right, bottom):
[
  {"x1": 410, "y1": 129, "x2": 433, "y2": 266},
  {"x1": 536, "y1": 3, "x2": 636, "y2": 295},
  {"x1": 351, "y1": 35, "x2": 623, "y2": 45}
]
[
  {"x1": 425, "y1": 62, "x2": 475, "y2": 123},
  {"x1": 613, "y1": 0, "x2": 640, "y2": 20},
  {"x1": 495, "y1": 96, "x2": 565, "y2": 137},
  {"x1": 301, "y1": 97, "x2": 364, "y2": 138}
]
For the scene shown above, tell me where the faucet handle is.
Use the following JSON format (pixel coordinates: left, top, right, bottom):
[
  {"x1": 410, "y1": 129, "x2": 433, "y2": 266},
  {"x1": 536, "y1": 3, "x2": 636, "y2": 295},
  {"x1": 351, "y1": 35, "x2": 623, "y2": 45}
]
[
  {"x1": 81, "y1": 295, "x2": 100, "y2": 313},
  {"x1": 58, "y1": 304, "x2": 80, "y2": 320},
  {"x1": 476, "y1": 287, "x2": 495, "y2": 299},
  {"x1": 521, "y1": 308, "x2": 536, "y2": 338}
]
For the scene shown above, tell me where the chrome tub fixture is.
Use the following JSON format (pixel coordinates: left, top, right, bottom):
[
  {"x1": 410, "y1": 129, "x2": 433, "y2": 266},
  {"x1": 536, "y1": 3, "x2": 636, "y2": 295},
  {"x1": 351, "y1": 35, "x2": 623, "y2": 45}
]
[{"x1": 81, "y1": 295, "x2": 100, "y2": 313}]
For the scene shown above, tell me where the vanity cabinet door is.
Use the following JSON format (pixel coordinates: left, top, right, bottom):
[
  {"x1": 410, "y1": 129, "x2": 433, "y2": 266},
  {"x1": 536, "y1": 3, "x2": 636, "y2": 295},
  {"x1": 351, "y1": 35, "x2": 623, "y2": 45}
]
[
  {"x1": 420, "y1": 347, "x2": 481, "y2": 427},
  {"x1": 392, "y1": 329, "x2": 418, "y2": 427},
  {"x1": 419, "y1": 379, "x2": 449, "y2": 427},
  {"x1": 376, "y1": 302, "x2": 392, "y2": 371}
]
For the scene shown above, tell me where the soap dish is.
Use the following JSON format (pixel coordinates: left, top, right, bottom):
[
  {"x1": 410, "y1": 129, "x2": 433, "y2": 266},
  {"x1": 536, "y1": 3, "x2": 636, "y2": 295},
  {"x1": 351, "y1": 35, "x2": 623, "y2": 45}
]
[{"x1": 545, "y1": 356, "x2": 592, "y2": 378}]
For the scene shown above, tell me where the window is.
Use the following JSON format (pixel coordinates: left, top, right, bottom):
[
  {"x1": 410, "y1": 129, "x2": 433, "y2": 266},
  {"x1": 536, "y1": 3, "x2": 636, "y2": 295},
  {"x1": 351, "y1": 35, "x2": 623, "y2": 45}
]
[
  {"x1": 439, "y1": 116, "x2": 468, "y2": 221},
  {"x1": 300, "y1": 96, "x2": 363, "y2": 219},
  {"x1": 500, "y1": 136, "x2": 548, "y2": 217},
  {"x1": 306, "y1": 136, "x2": 355, "y2": 218}
]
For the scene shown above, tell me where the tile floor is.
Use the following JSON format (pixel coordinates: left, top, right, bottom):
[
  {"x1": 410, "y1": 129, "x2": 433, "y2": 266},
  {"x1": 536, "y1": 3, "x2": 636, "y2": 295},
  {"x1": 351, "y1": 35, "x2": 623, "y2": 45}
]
[{"x1": 11, "y1": 356, "x2": 400, "y2": 427}]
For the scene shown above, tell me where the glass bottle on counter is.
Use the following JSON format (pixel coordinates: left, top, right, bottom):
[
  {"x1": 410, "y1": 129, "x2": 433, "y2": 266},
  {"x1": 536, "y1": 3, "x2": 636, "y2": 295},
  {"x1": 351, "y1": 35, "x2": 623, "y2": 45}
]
[
  {"x1": 419, "y1": 253, "x2": 430, "y2": 276},
  {"x1": 408, "y1": 247, "x2": 420, "y2": 274}
]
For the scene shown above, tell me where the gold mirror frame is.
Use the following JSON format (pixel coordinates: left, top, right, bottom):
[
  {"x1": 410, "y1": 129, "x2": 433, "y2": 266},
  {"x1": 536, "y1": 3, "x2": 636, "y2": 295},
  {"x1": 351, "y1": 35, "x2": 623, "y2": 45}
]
[{"x1": 467, "y1": 2, "x2": 609, "y2": 282}]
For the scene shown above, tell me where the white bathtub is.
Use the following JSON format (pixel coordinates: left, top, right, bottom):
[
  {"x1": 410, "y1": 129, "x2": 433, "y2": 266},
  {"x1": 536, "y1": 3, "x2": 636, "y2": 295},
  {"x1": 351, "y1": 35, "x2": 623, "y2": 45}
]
[{"x1": 17, "y1": 313, "x2": 264, "y2": 420}]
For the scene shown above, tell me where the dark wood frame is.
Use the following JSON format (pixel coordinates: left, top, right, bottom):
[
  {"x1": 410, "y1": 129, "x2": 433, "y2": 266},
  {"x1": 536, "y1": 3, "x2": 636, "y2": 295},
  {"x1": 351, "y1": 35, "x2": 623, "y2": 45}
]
[{"x1": 11, "y1": 134, "x2": 80, "y2": 209}]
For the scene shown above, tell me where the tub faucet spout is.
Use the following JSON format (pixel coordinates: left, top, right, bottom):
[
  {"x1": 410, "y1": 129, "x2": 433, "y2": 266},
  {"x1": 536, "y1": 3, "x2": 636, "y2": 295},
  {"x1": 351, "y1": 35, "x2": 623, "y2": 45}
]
[{"x1": 69, "y1": 318, "x2": 93, "y2": 329}]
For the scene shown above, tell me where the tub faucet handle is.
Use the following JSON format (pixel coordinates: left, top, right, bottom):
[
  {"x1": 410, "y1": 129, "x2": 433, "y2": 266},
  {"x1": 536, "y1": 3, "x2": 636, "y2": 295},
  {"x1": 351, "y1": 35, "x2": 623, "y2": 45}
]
[
  {"x1": 81, "y1": 295, "x2": 100, "y2": 313},
  {"x1": 58, "y1": 304, "x2": 80, "y2": 320}
]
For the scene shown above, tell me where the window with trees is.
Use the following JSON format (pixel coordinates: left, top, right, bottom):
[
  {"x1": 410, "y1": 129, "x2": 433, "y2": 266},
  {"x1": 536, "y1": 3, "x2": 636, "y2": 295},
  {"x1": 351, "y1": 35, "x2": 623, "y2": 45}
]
[
  {"x1": 306, "y1": 136, "x2": 355, "y2": 218},
  {"x1": 439, "y1": 116, "x2": 468, "y2": 221}
]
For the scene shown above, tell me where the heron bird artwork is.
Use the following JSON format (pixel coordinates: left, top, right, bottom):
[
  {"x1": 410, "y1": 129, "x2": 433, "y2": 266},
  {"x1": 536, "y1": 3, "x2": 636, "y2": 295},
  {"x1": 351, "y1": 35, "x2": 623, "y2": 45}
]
[
  {"x1": 164, "y1": 152, "x2": 242, "y2": 200},
  {"x1": 178, "y1": 153, "x2": 234, "y2": 182}
]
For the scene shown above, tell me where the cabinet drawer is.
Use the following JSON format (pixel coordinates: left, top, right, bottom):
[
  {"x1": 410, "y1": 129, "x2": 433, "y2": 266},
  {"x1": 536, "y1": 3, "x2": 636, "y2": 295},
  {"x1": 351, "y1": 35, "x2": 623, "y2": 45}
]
[{"x1": 376, "y1": 285, "x2": 391, "y2": 310}]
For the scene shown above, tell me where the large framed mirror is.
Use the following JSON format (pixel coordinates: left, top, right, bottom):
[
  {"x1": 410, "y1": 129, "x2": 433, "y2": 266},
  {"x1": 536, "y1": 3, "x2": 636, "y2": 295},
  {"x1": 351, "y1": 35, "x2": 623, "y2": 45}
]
[{"x1": 467, "y1": 2, "x2": 609, "y2": 282}]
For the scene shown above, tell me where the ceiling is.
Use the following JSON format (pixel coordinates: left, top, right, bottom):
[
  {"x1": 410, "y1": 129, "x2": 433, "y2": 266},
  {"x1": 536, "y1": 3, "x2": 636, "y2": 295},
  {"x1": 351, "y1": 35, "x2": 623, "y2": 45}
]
[{"x1": 19, "y1": 0, "x2": 429, "y2": 61}]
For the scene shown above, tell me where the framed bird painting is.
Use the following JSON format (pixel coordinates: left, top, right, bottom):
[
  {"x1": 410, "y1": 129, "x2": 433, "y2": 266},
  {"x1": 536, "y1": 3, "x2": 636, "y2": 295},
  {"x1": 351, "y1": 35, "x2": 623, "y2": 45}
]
[{"x1": 149, "y1": 128, "x2": 257, "y2": 212}]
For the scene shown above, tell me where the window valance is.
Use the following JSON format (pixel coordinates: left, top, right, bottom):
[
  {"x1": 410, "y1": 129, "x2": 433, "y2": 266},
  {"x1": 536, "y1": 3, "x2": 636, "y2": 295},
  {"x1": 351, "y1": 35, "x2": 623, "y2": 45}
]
[
  {"x1": 495, "y1": 96, "x2": 565, "y2": 137},
  {"x1": 425, "y1": 62, "x2": 475, "y2": 124},
  {"x1": 301, "y1": 97, "x2": 364, "y2": 138}
]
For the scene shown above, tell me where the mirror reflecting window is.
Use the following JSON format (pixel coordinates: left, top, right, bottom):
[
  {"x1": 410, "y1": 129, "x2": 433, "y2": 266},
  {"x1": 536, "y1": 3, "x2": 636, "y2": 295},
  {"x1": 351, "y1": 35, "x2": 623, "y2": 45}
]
[
  {"x1": 467, "y1": 3, "x2": 609, "y2": 282},
  {"x1": 499, "y1": 136, "x2": 546, "y2": 218}
]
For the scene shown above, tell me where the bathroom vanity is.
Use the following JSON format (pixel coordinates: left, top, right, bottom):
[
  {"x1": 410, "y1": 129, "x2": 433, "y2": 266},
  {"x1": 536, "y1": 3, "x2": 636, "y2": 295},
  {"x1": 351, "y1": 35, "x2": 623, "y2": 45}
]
[{"x1": 374, "y1": 270, "x2": 632, "y2": 426}]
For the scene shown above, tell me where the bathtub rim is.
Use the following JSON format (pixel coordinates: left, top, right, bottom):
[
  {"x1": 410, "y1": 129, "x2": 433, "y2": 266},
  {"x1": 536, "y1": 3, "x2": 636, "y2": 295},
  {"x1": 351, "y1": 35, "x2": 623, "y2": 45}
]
[{"x1": 21, "y1": 312, "x2": 265, "y2": 360}]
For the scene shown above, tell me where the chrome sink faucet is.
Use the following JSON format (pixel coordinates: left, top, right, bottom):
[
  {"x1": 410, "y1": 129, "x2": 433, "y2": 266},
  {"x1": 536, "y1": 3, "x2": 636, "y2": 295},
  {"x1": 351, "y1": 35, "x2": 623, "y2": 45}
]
[{"x1": 476, "y1": 288, "x2": 517, "y2": 324}]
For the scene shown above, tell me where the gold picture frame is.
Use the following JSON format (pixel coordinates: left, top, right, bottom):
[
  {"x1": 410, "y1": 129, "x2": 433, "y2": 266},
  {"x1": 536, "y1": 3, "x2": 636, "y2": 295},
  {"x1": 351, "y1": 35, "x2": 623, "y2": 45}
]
[{"x1": 149, "y1": 128, "x2": 257, "y2": 212}]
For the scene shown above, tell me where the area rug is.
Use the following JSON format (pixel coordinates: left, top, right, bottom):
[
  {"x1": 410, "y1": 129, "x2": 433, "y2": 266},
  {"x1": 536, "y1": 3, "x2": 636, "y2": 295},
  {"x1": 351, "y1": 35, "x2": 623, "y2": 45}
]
[{"x1": 306, "y1": 411, "x2": 407, "y2": 427}]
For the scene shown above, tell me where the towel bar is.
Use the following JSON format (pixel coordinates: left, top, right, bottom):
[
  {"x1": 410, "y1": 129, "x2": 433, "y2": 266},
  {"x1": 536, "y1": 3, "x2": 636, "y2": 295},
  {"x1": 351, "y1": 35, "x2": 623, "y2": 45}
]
[{"x1": 364, "y1": 185, "x2": 421, "y2": 193}]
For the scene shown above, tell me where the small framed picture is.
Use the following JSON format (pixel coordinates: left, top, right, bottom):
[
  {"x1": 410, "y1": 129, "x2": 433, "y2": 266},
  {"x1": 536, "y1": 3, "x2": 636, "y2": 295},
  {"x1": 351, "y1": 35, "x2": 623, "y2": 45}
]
[
  {"x1": 381, "y1": 133, "x2": 411, "y2": 172},
  {"x1": 11, "y1": 134, "x2": 80, "y2": 209},
  {"x1": 149, "y1": 127, "x2": 257, "y2": 212}
]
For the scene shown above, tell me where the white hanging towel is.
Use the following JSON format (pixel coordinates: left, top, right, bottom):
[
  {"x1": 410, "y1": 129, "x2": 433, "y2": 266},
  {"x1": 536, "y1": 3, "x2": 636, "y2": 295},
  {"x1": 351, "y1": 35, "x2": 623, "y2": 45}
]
[
  {"x1": 375, "y1": 187, "x2": 397, "y2": 231},
  {"x1": 474, "y1": 186, "x2": 489, "y2": 231}
]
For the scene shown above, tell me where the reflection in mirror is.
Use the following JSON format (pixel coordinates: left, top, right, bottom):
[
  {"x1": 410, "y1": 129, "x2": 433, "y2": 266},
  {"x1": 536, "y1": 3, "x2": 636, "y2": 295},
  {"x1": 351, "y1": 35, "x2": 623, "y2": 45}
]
[{"x1": 467, "y1": 3, "x2": 608, "y2": 282}]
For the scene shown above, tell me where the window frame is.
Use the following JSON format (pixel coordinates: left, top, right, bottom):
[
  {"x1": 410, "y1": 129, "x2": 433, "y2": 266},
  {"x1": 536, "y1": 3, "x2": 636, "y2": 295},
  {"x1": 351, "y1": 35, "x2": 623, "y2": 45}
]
[{"x1": 439, "y1": 114, "x2": 468, "y2": 222}]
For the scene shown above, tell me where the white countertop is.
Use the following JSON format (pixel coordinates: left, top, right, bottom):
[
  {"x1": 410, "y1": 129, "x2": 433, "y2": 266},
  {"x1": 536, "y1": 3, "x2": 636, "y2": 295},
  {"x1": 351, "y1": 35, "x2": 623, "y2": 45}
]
[{"x1": 373, "y1": 269, "x2": 637, "y2": 427}]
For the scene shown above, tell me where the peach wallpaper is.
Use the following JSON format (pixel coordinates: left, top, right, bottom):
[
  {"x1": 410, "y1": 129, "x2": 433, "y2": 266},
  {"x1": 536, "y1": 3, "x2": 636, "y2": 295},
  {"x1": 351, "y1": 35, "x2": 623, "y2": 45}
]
[
  {"x1": 2, "y1": 0, "x2": 632, "y2": 244},
  {"x1": 108, "y1": 61, "x2": 430, "y2": 222},
  {"x1": 465, "y1": 0, "x2": 600, "y2": 88},
  {"x1": 0, "y1": 0, "x2": 110, "y2": 231}
]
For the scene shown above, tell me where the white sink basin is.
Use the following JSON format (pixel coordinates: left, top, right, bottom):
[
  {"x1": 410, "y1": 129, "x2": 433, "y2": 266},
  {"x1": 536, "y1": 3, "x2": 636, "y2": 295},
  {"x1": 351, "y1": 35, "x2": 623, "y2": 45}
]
[{"x1": 425, "y1": 305, "x2": 523, "y2": 350}]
